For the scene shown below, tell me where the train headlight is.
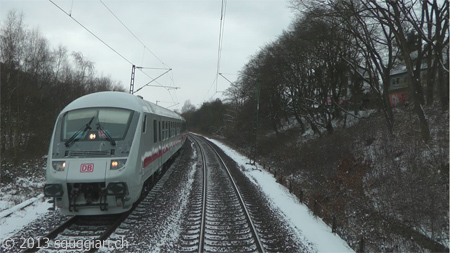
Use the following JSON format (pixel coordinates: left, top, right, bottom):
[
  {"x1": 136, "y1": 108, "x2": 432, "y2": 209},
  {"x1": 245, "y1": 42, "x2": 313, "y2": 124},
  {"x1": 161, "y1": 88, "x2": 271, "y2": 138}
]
[
  {"x1": 110, "y1": 159, "x2": 127, "y2": 170},
  {"x1": 51, "y1": 161, "x2": 66, "y2": 171}
]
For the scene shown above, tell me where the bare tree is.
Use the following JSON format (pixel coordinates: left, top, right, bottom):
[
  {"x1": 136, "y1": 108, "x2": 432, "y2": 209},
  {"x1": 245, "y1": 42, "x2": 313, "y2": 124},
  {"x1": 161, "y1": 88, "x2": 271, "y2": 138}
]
[
  {"x1": 376, "y1": 0, "x2": 448, "y2": 141},
  {"x1": 51, "y1": 45, "x2": 69, "y2": 83},
  {"x1": 0, "y1": 11, "x2": 125, "y2": 163},
  {"x1": 181, "y1": 100, "x2": 196, "y2": 114},
  {"x1": 0, "y1": 10, "x2": 27, "y2": 160},
  {"x1": 330, "y1": 0, "x2": 399, "y2": 134}
]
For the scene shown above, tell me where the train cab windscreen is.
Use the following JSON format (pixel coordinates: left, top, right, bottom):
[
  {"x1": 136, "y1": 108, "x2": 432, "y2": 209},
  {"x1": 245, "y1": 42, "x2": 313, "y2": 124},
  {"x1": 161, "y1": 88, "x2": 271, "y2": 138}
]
[{"x1": 62, "y1": 108, "x2": 133, "y2": 143}]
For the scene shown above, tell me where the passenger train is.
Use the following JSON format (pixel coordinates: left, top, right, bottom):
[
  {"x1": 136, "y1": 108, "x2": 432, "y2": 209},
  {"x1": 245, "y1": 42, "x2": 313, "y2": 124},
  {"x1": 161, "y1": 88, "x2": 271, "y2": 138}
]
[{"x1": 44, "y1": 91, "x2": 186, "y2": 215}]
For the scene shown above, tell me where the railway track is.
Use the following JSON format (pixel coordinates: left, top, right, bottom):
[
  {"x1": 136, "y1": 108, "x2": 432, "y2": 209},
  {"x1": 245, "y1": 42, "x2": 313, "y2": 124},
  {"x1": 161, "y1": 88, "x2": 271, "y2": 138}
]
[
  {"x1": 179, "y1": 134, "x2": 265, "y2": 252},
  {"x1": 5, "y1": 136, "x2": 303, "y2": 252},
  {"x1": 22, "y1": 153, "x2": 179, "y2": 252},
  {"x1": 0, "y1": 194, "x2": 44, "y2": 220},
  {"x1": 23, "y1": 210, "x2": 132, "y2": 252}
]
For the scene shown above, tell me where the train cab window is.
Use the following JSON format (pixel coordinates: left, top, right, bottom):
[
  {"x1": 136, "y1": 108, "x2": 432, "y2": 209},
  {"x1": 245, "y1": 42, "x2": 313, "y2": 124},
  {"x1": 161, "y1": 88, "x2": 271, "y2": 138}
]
[{"x1": 62, "y1": 108, "x2": 133, "y2": 141}]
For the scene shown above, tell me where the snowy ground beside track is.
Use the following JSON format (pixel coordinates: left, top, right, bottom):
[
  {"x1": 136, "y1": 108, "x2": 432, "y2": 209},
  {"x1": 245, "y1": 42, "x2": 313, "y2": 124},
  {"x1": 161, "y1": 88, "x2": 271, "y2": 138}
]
[
  {"x1": 1, "y1": 137, "x2": 353, "y2": 252},
  {"x1": 207, "y1": 137, "x2": 353, "y2": 252}
]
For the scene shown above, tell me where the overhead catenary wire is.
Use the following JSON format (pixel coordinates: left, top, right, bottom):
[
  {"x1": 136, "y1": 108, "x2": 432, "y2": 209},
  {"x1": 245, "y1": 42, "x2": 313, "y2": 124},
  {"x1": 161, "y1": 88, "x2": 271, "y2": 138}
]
[
  {"x1": 205, "y1": 0, "x2": 228, "y2": 101},
  {"x1": 216, "y1": 0, "x2": 227, "y2": 91},
  {"x1": 49, "y1": 0, "x2": 134, "y2": 66},
  {"x1": 99, "y1": 0, "x2": 178, "y2": 107},
  {"x1": 50, "y1": 0, "x2": 178, "y2": 107},
  {"x1": 99, "y1": 0, "x2": 177, "y2": 104},
  {"x1": 99, "y1": 0, "x2": 170, "y2": 69},
  {"x1": 216, "y1": 0, "x2": 227, "y2": 86}
]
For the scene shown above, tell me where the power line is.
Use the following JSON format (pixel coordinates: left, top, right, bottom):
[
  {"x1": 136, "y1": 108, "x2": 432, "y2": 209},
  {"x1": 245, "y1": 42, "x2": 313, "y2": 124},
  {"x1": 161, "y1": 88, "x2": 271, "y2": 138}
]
[
  {"x1": 205, "y1": 0, "x2": 228, "y2": 101},
  {"x1": 99, "y1": 0, "x2": 178, "y2": 106},
  {"x1": 215, "y1": 0, "x2": 227, "y2": 92},
  {"x1": 49, "y1": 0, "x2": 134, "y2": 65},
  {"x1": 50, "y1": 0, "x2": 179, "y2": 107},
  {"x1": 99, "y1": 0, "x2": 170, "y2": 68}
]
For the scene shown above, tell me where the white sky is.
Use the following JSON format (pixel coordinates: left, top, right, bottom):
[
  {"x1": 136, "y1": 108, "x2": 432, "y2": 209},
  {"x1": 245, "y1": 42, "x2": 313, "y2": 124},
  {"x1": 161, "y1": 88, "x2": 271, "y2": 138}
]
[{"x1": 0, "y1": 0, "x2": 295, "y2": 112}]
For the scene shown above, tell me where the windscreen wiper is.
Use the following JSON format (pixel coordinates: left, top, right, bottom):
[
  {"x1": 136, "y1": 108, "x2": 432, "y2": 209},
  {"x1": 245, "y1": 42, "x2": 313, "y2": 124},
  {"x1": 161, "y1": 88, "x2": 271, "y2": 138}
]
[
  {"x1": 96, "y1": 122, "x2": 116, "y2": 146},
  {"x1": 65, "y1": 116, "x2": 95, "y2": 147}
]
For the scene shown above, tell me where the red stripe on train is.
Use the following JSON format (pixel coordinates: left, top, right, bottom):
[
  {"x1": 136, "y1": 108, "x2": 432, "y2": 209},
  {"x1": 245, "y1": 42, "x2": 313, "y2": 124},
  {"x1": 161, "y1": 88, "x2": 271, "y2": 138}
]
[{"x1": 142, "y1": 137, "x2": 184, "y2": 168}]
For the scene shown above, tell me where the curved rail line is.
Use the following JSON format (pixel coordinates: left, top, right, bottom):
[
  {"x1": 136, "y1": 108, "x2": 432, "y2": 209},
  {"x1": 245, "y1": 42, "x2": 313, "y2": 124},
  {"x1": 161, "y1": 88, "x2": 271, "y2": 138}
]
[
  {"x1": 23, "y1": 153, "x2": 180, "y2": 252},
  {"x1": 189, "y1": 134, "x2": 265, "y2": 252},
  {"x1": 23, "y1": 200, "x2": 135, "y2": 252},
  {"x1": 196, "y1": 135, "x2": 208, "y2": 253}
]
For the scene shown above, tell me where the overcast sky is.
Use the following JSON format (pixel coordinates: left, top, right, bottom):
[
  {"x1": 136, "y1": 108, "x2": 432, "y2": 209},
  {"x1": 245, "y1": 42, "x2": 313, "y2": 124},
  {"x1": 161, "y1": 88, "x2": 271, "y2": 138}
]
[{"x1": 1, "y1": 0, "x2": 296, "y2": 112}]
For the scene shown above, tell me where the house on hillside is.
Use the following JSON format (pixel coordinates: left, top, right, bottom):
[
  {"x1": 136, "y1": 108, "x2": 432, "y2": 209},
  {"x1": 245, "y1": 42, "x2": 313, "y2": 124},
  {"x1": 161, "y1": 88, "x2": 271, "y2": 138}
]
[
  {"x1": 388, "y1": 46, "x2": 449, "y2": 107},
  {"x1": 388, "y1": 65, "x2": 411, "y2": 107}
]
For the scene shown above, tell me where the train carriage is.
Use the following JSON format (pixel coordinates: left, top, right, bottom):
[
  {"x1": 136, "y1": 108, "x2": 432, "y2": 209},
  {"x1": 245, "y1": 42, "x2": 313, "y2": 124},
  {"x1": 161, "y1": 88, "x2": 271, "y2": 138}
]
[{"x1": 44, "y1": 91, "x2": 186, "y2": 215}]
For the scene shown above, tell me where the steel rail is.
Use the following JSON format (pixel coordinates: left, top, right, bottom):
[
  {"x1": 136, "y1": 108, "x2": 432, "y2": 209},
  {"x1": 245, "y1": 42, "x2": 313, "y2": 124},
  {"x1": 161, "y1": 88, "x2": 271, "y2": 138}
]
[
  {"x1": 188, "y1": 135, "x2": 207, "y2": 253},
  {"x1": 87, "y1": 208, "x2": 135, "y2": 252},
  {"x1": 190, "y1": 133, "x2": 265, "y2": 253},
  {"x1": 22, "y1": 144, "x2": 183, "y2": 252},
  {"x1": 23, "y1": 163, "x2": 167, "y2": 252},
  {"x1": 0, "y1": 194, "x2": 45, "y2": 220},
  {"x1": 202, "y1": 137, "x2": 265, "y2": 253},
  {"x1": 23, "y1": 215, "x2": 80, "y2": 252}
]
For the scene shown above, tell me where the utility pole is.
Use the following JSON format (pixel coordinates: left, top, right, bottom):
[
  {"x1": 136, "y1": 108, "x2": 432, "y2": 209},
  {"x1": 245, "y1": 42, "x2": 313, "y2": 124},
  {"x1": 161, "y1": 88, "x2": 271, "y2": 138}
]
[{"x1": 129, "y1": 65, "x2": 136, "y2": 94}]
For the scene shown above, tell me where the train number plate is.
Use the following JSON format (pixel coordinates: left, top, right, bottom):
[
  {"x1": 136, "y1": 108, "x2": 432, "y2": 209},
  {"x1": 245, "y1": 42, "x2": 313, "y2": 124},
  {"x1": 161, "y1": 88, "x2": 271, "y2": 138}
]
[{"x1": 80, "y1": 163, "x2": 94, "y2": 173}]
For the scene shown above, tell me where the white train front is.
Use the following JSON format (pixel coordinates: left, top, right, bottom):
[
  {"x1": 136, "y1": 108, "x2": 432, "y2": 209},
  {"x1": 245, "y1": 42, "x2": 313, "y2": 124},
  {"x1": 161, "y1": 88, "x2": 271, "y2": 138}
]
[{"x1": 44, "y1": 91, "x2": 186, "y2": 215}]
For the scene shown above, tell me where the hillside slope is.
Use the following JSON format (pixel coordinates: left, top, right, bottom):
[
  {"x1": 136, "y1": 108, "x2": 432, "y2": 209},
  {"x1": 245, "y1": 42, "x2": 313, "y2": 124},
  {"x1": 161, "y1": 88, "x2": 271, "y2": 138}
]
[{"x1": 225, "y1": 103, "x2": 449, "y2": 252}]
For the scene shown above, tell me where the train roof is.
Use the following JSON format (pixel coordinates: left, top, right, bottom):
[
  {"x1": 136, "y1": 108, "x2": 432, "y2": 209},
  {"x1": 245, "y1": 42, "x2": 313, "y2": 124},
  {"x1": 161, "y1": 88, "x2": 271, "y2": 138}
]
[{"x1": 60, "y1": 91, "x2": 184, "y2": 121}]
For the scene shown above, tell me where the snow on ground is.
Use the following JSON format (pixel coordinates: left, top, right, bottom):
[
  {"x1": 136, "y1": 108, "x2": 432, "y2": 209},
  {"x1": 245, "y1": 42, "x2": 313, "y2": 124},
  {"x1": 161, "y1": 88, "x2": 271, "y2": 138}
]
[
  {"x1": 1, "y1": 138, "x2": 352, "y2": 252},
  {"x1": 0, "y1": 197, "x2": 51, "y2": 241},
  {"x1": 151, "y1": 141, "x2": 198, "y2": 251},
  {"x1": 208, "y1": 137, "x2": 354, "y2": 253}
]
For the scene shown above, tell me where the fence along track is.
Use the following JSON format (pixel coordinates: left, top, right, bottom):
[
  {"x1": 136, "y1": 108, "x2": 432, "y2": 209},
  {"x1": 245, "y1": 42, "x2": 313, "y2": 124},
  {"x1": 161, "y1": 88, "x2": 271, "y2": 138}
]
[{"x1": 188, "y1": 134, "x2": 265, "y2": 252}]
